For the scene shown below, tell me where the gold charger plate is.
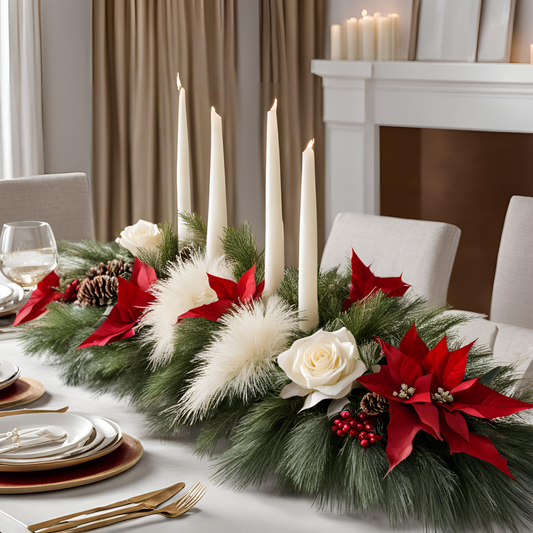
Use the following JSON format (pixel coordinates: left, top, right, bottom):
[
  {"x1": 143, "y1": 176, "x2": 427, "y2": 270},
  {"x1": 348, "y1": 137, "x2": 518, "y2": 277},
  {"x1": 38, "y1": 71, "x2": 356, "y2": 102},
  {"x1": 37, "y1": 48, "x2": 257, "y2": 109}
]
[
  {"x1": 0, "y1": 435, "x2": 124, "y2": 472},
  {"x1": 0, "y1": 377, "x2": 44, "y2": 409},
  {"x1": 0, "y1": 434, "x2": 142, "y2": 493}
]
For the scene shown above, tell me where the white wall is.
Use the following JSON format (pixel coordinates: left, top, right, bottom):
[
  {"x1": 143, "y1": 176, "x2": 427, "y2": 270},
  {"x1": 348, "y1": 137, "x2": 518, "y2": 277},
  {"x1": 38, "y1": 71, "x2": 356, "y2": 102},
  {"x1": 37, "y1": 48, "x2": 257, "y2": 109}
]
[
  {"x1": 328, "y1": 0, "x2": 533, "y2": 63},
  {"x1": 235, "y1": 0, "x2": 264, "y2": 246},
  {"x1": 41, "y1": 0, "x2": 92, "y2": 179}
]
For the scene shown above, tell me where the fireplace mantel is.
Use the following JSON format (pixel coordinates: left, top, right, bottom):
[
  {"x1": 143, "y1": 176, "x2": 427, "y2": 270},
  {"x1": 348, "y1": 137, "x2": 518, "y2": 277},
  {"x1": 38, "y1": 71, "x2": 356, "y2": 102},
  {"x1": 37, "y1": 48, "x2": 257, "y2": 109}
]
[{"x1": 311, "y1": 60, "x2": 533, "y2": 234}]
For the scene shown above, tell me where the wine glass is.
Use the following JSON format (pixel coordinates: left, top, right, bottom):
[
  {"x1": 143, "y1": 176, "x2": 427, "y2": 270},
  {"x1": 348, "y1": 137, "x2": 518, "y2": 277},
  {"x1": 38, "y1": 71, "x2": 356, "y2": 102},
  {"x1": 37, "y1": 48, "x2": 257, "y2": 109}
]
[{"x1": 0, "y1": 221, "x2": 58, "y2": 292}]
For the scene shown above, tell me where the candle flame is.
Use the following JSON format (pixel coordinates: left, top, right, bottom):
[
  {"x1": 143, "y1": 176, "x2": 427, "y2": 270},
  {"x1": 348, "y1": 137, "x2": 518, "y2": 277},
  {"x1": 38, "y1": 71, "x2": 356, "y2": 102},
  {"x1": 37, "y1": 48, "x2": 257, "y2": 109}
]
[
  {"x1": 361, "y1": 9, "x2": 367, "y2": 16},
  {"x1": 305, "y1": 139, "x2": 315, "y2": 151},
  {"x1": 176, "y1": 73, "x2": 182, "y2": 91},
  {"x1": 270, "y1": 98, "x2": 277, "y2": 111}
]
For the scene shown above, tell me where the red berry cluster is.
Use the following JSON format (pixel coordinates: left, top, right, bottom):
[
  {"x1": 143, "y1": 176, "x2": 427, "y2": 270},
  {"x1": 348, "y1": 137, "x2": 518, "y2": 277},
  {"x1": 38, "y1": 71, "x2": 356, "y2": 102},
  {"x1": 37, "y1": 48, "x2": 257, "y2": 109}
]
[
  {"x1": 63, "y1": 280, "x2": 80, "y2": 303},
  {"x1": 332, "y1": 410, "x2": 384, "y2": 448}
]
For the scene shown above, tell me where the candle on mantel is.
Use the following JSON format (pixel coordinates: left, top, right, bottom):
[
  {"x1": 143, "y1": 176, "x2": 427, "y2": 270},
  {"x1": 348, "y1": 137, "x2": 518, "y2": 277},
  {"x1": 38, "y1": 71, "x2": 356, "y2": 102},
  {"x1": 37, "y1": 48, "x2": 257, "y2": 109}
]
[
  {"x1": 342, "y1": 19, "x2": 348, "y2": 59},
  {"x1": 359, "y1": 10, "x2": 375, "y2": 61},
  {"x1": 264, "y1": 99, "x2": 284, "y2": 296},
  {"x1": 206, "y1": 107, "x2": 228, "y2": 260},
  {"x1": 298, "y1": 139, "x2": 319, "y2": 331},
  {"x1": 346, "y1": 17, "x2": 358, "y2": 60},
  {"x1": 330, "y1": 24, "x2": 343, "y2": 60},
  {"x1": 389, "y1": 13, "x2": 400, "y2": 60},
  {"x1": 377, "y1": 16, "x2": 391, "y2": 61},
  {"x1": 176, "y1": 73, "x2": 192, "y2": 239}
]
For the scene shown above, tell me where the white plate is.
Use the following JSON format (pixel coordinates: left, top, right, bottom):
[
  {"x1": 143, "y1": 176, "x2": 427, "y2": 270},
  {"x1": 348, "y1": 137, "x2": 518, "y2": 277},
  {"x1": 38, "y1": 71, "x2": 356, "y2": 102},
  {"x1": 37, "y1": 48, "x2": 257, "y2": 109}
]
[
  {"x1": 0, "y1": 283, "x2": 25, "y2": 318},
  {"x1": 0, "y1": 285, "x2": 14, "y2": 306},
  {"x1": 61, "y1": 415, "x2": 118, "y2": 458},
  {"x1": 0, "y1": 361, "x2": 21, "y2": 391},
  {"x1": 0, "y1": 413, "x2": 93, "y2": 459},
  {"x1": 0, "y1": 415, "x2": 120, "y2": 464}
]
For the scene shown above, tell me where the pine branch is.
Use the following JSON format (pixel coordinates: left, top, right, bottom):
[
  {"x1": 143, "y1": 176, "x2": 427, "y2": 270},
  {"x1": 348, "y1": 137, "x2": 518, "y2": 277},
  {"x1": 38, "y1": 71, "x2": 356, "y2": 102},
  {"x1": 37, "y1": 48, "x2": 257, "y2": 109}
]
[
  {"x1": 57, "y1": 240, "x2": 133, "y2": 287},
  {"x1": 222, "y1": 222, "x2": 264, "y2": 282},
  {"x1": 136, "y1": 222, "x2": 180, "y2": 279},
  {"x1": 179, "y1": 210, "x2": 207, "y2": 246}
]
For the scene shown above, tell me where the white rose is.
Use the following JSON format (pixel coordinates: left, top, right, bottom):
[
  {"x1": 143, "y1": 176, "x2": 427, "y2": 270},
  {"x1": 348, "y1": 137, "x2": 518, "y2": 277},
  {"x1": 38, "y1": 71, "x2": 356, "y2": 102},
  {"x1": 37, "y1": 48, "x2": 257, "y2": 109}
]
[
  {"x1": 278, "y1": 327, "x2": 366, "y2": 412},
  {"x1": 116, "y1": 219, "x2": 162, "y2": 256}
]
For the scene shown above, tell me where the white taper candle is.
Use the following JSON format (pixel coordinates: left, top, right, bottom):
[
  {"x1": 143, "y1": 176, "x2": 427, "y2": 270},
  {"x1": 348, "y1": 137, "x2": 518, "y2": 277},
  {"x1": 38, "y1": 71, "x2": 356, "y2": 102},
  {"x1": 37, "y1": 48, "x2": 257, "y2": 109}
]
[
  {"x1": 176, "y1": 74, "x2": 192, "y2": 239},
  {"x1": 264, "y1": 99, "x2": 284, "y2": 296},
  {"x1": 206, "y1": 107, "x2": 227, "y2": 260},
  {"x1": 298, "y1": 139, "x2": 319, "y2": 331}
]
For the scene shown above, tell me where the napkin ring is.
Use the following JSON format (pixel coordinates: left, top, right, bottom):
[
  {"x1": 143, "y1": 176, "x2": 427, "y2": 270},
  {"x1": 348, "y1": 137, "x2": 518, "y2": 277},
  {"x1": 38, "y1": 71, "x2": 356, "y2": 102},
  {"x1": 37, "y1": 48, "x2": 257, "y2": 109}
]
[{"x1": 6, "y1": 428, "x2": 20, "y2": 444}]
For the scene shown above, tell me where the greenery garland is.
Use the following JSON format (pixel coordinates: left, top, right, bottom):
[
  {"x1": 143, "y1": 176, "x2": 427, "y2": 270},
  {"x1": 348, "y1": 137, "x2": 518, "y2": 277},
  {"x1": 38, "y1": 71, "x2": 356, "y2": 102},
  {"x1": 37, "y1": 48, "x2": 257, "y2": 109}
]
[{"x1": 19, "y1": 215, "x2": 533, "y2": 533}]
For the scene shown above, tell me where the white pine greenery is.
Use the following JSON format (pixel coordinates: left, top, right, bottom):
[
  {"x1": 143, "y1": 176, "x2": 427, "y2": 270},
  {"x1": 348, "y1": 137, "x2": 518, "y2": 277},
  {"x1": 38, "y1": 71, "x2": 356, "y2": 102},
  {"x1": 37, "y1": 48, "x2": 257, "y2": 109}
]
[
  {"x1": 176, "y1": 295, "x2": 299, "y2": 422},
  {"x1": 140, "y1": 252, "x2": 233, "y2": 366}
]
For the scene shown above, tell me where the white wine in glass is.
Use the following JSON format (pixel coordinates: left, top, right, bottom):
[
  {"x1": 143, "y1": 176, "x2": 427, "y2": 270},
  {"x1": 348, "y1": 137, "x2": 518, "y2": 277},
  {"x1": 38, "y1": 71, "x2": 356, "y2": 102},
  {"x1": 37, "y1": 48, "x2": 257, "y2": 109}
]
[{"x1": 0, "y1": 222, "x2": 58, "y2": 291}]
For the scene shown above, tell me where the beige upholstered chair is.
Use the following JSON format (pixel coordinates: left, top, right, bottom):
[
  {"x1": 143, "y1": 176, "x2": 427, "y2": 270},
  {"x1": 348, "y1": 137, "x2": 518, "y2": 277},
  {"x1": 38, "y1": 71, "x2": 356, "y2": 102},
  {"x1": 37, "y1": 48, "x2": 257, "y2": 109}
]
[
  {"x1": 321, "y1": 212, "x2": 461, "y2": 307},
  {"x1": 490, "y1": 196, "x2": 533, "y2": 330},
  {"x1": 0, "y1": 173, "x2": 95, "y2": 241}
]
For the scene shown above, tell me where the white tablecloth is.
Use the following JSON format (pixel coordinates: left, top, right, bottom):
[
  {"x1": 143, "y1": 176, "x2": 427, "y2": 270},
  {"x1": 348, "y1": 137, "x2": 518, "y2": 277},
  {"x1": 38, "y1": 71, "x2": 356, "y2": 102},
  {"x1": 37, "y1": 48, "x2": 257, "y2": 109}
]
[{"x1": 0, "y1": 337, "x2": 525, "y2": 533}]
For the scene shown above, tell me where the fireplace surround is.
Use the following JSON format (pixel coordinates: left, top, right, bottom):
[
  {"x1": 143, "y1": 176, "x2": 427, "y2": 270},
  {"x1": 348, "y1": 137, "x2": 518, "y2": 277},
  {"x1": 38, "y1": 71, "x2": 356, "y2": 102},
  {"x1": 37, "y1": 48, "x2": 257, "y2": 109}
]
[{"x1": 312, "y1": 60, "x2": 533, "y2": 312}]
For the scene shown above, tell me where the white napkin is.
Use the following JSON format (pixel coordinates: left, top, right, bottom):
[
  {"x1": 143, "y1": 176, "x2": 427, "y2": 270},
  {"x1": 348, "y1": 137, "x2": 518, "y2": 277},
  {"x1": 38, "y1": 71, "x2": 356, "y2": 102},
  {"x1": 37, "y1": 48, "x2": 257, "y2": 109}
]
[{"x1": 0, "y1": 425, "x2": 66, "y2": 455}]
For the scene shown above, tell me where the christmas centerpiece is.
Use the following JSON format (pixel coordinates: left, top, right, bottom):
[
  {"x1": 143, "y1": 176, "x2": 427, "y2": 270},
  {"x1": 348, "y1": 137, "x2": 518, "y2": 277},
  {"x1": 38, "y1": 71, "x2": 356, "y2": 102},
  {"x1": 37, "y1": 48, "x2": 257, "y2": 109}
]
[{"x1": 16, "y1": 82, "x2": 533, "y2": 532}]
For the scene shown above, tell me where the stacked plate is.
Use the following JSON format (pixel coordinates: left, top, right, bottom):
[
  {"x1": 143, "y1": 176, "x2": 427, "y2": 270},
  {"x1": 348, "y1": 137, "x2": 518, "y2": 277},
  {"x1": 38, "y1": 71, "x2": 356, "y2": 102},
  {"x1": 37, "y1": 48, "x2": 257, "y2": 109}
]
[
  {"x1": 0, "y1": 412, "x2": 123, "y2": 472},
  {"x1": 0, "y1": 279, "x2": 25, "y2": 319},
  {"x1": 0, "y1": 360, "x2": 21, "y2": 391}
]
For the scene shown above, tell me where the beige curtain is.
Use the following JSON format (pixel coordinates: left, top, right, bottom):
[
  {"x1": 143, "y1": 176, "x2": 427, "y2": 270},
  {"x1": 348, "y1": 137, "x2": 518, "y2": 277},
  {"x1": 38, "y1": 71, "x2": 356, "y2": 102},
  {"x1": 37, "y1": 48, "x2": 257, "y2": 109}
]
[
  {"x1": 93, "y1": 0, "x2": 237, "y2": 241},
  {"x1": 261, "y1": 0, "x2": 326, "y2": 266}
]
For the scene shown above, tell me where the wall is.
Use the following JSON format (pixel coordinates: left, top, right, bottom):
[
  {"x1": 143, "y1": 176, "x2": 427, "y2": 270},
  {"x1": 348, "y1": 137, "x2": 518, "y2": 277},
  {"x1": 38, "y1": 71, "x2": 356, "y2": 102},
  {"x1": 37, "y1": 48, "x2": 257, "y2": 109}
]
[
  {"x1": 328, "y1": 0, "x2": 533, "y2": 63},
  {"x1": 40, "y1": 0, "x2": 92, "y2": 179}
]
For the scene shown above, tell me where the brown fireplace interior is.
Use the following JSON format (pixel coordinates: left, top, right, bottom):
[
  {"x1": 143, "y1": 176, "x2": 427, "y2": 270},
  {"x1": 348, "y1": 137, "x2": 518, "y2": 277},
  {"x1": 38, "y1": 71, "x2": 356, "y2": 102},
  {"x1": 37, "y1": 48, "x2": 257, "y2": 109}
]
[{"x1": 380, "y1": 127, "x2": 533, "y2": 315}]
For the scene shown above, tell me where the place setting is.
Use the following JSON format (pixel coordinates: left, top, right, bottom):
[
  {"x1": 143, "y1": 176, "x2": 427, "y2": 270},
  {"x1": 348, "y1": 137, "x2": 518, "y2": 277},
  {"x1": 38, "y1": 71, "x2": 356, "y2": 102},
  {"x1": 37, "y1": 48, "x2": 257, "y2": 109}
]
[
  {"x1": 0, "y1": 407, "x2": 144, "y2": 494},
  {"x1": 0, "y1": 359, "x2": 44, "y2": 410}
]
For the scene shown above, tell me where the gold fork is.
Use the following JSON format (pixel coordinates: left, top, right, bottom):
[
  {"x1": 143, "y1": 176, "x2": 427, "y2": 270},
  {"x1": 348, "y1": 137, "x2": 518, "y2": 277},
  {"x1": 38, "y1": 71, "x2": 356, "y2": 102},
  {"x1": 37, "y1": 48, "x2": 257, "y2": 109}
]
[{"x1": 60, "y1": 483, "x2": 207, "y2": 533}]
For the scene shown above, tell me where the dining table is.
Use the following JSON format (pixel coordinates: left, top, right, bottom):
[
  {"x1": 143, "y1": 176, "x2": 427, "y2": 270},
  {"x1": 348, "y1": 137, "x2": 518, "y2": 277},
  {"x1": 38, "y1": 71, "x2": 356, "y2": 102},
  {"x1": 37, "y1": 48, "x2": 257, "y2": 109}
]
[{"x1": 0, "y1": 334, "x2": 528, "y2": 533}]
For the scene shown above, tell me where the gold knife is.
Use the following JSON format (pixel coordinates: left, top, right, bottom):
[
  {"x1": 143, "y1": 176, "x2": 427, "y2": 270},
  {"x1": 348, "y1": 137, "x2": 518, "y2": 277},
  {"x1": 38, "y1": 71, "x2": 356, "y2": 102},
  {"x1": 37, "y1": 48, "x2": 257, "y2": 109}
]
[
  {"x1": 0, "y1": 406, "x2": 69, "y2": 418},
  {"x1": 28, "y1": 481, "x2": 186, "y2": 532}
]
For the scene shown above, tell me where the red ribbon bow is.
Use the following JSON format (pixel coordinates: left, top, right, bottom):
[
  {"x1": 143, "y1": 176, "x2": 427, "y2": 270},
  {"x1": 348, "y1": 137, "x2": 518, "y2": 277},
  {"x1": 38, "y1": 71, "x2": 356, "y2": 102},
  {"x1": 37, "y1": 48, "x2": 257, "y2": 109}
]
[
  {"x1": 13, "y1": 271, "x2": 64, "y2": 326},
  {"x1": 343, "y1": 249, "x2": 410, "y2": 312},
  {"x1": 357, "y1": 324, "x2": 533, "y2": 479},
  {"x1": 177, "y1": 264, "x2": 264, "y2": 322},
  {"x1": 78, "y1": 259, "x2": 157, "y2": 349}
]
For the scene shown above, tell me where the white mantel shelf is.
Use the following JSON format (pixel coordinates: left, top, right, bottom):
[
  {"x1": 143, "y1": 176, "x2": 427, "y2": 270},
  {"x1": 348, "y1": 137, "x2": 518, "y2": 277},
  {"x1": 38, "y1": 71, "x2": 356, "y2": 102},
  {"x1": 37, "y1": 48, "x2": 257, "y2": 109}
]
[
  {"x1": 312, "y1": 60, "x2": 533, "y2": 84},
  {"x1": 311, "y1": 60, "x2": 533, "y2": 234}
]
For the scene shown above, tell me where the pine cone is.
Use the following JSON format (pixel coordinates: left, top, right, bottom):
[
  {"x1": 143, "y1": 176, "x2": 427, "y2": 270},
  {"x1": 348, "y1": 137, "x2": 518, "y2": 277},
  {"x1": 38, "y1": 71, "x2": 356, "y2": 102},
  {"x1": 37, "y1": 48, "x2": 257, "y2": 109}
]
[
  {"x1": 361, "y1": 392, "x2": 389, "y2": 416},
  {"x1": 77, "y1": 275, "x2": 118, "y2": 307},
  {"x1": 178, "y1": 245, "x2": 193, "y2": 263},
  {"x1": 86, "y1": 259, "x2": 133, "y2": 280}
]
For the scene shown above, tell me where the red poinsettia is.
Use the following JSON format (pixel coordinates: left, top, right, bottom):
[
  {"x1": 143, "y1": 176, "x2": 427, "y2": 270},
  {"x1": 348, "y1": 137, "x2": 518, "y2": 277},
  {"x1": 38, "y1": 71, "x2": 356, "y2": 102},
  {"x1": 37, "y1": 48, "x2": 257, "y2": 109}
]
[
  {"x1": 78, "y1": 259, "x2": 157, "y2": 349},
  {"x1": 343, "y1": 249, "x2": 410, "y2": 311},
  {"x1": 357, "y1": 324, "x2": 533, "y2": 479},
  {"x1": 13, "y1": 271, "x2": 64, "y2": 326},
  {"x1": 177, "y1": 264, "x2": 264, "y2": 322}
]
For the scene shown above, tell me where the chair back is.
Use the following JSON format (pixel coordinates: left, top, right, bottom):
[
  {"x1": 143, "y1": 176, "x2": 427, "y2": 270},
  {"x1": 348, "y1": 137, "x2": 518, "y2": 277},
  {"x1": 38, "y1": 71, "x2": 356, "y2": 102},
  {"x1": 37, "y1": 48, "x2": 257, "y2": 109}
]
[
  {"x1": 321, "y1": 212, "x2": 461, "y2": 307},
  {"x1": 490, "y1": 196, "x2": 533, "y2": 329},
  {"x1": 0, "y1": 173, "x2": 95, "y2": 241}
]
